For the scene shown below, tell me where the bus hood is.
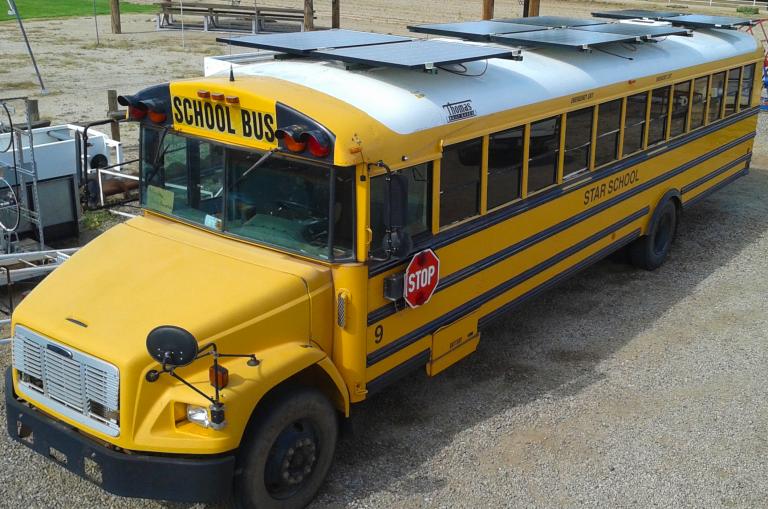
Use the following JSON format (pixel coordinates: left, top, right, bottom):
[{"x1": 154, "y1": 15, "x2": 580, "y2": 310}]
[{"x1": 11, "y1": 215, "x2": 330, "y2": 368}]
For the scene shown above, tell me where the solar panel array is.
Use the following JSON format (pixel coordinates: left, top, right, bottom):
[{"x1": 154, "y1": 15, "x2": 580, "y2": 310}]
[{"x1": 217, "y1": 14, "x2": 754, "y2": 70}]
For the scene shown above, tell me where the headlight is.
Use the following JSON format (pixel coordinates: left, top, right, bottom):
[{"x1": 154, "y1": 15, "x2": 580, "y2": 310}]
[
  {"x1": 186, "y1": 405, "x2": 211, "y2": 428},
  {"x1": 186, "y1": 404, "x2": 226, "y2": 430}
]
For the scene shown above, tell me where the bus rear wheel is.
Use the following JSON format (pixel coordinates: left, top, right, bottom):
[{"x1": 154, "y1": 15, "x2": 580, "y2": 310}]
[
  {"x1": 630, "y1": 199, "x2": 678, "y2": 271},
  {"x1": 234, "y1": 388, "x2": 338, "y2": 509}
]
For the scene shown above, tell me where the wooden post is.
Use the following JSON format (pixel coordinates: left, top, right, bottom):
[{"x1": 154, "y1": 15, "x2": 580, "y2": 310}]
[
  {"x1": 482, "y1": 0, "x2": 494, "y2": 20},
  {"x1": 110, "y1": 0, "x2": 122, "y2": 34},
  {"x1": 107, "y1": 90, "x2": 121, "y2": 142},
  {"x1": 303, "y1": 0, "x2": 314, "y2": 31},
  {"x1": 523, "y1": 0, "x2": 540, "y2": 17},
  {"x1": 27, "y1": 100, "x2": 39, "y2": 123},
  {"x1": 332, "y1": 0, "x2": 340, "y2": 28}
]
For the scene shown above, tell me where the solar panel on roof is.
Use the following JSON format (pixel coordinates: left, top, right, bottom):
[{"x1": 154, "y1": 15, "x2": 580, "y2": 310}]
[
  {"x1": 216, "y1": 29, "x2": 411, "y2": 54},
  {"x1": 491, "y1": 28, "x2": 636, "y2": 50},
  {"x1": 408, "y1": 20, "x2": 548, "y2": 41},
  {"x1": 592, "y1": 10, "x2": 685, "y2": 21},
  {"x1": 659, "y1": 14, "x2": 753, "y2": 29},
  {"x1": 574, "y1": 22, "x2": 690, "y2": 40},
  {"x1": 310, "y1": 40, "x2": 519, "y2": 70},
  {"x1": 494, "y1": 16, "x2": 606, "y2": 28}
]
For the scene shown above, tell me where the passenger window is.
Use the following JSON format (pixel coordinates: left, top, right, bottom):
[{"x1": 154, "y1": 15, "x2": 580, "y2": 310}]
[
  {"x1": 741, "y1": 64, "x2": 756, "y2": 110},
  {"x1": 708, "y1": 71, "x2": 726, "y2": 123},
  {"x1": 690, "y1": 76, "x2": 708, "y2": 129},
  {"x1": 623, "y1": 92, "x2": 647, "y2": 156},
  {"x1": 527, "y1": 116, "x2": 560, "y2": 194},
  {"x1": 670, "y1": 81, "x2": 691, "y2": 138},
  {"x1": 595, "y1": 99, "x2": 621, "y2": 167},
  {"x1": 725, "y1": 67, "x2": 741, "y2": 116},
  {"x1": 488, "y1": 126, "x2": 524, "y2": 209},
  {"x1": 440, "y1": 139, "x2": 482, "y2": 227},
  {"x1": 648, "y1": 86, "x2": 670, "y2": 146},
  {"x1": 563, "y1": 106, "x2": 593, "y2": 177},
  {"x1": 370, "y1": 163, "x2": 431, "y2": 256}
]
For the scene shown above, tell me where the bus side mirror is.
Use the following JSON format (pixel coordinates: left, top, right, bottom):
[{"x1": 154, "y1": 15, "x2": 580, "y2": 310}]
[
  {"x1": 146, "y1": 326, "x2": 199, "y2": 368},
  {"x1": 383, "y1": 173, "x2": 413, "y2": 259}
]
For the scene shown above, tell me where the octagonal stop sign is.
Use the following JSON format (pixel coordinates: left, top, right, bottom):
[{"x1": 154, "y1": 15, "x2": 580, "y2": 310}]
[{"x1": 403, "y1": 249, "x2": 440, "y2": 308}]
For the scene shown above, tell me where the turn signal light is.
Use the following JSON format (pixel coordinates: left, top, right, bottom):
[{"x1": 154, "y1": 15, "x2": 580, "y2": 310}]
[
  {"x1": 304, "y1": 131, "x2": 330, "y2": 158},
  {"x1": 148, "y1": 110, "x2": 167, "y2": 123},
  {"x1": 209, "y1": 364, "x2": 229, "y2": 389},
  {"x1": 276, "y1": 125, "x2": 331, "y2": 158}
]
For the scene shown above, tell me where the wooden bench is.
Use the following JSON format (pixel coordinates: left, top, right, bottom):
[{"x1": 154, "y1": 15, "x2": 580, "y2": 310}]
[{"x1": 156, "y1": 1, "x2": 313, "y2": 33}]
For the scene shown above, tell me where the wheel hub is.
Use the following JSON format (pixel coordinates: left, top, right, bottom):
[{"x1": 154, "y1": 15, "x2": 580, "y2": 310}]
[
  {"x1": 280, "y1": 438, "x2": 317, "y2": 485},
  {"x1": 265, "y1": 419, "x2": 319, "y2": 498}
]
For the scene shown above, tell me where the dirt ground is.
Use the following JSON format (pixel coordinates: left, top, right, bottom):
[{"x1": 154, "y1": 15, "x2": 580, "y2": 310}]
[{"x1": 1, "y1": 1, "x2": 768, "y2": 507}]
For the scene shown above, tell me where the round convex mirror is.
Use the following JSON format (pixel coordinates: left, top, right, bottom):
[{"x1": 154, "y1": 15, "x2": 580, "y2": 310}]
[{"x1": 146, "y1": 325, "x2": 199, "y2": 367}]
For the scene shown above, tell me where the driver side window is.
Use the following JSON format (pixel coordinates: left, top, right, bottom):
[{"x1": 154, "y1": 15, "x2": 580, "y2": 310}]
[{"x1": 369, "y1": 163, "x2": 431, "y2": 259}]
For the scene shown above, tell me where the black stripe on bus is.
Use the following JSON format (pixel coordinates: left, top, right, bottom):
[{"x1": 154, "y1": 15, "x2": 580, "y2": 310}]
[
  {"x1": 681, "y1": 153, "x2": 751, "y2": 195},
  {"x1": 683, "y1": 167, "x2": 749, "y2": 209},
  {"x1": 367, "y1": 143, "x2": 754, "y2": 326},
  {"x1": 366, "y1": 349, "x2": 431, "y2": 396},
  {"x1": 368, "y1": 106, "x2": 759, "y2": 278},
  {"x1": 366, "y1": 208, "x2": 648, "y2": 367}
]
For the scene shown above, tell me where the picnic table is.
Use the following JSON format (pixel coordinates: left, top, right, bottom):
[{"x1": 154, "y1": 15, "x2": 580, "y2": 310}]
[{"x1": 155, "y1": 1, "x2": 313, "y2": 33}]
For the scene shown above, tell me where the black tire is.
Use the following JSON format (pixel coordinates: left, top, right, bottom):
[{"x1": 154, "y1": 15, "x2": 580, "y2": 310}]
[
  {"x1": 234, "y1": 388, "x2": 338, "y2": 509},
  {"x1": 629, "y1": 199, "x2": 678, "y2": 270}
]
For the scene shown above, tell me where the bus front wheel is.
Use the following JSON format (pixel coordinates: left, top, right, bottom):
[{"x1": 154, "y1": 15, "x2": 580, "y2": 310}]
[
  {"x1": 630, "y1": 199, "x2": 678, "y2": 271},
  {"x1": 234, "y1": 388, "x2": 338, "y2": 509}
]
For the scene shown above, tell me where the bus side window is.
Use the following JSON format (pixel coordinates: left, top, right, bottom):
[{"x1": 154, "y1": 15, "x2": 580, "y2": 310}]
[
  {"x1": 690, "y1": 76, "x2": 708, "y2": 129},
  {"x1": 648, "y1": 86, "x2": 671, "y2": 146},
  {"x1": 487, "y1": 126, "x2": 524, "y2": 209},
  {"x1": 440, "y1": 138, "x2": 482, "y2": 227},
  {"x1": 595, "y1": 99, "x2": 621, "y2": 167},
  {"x1": 670, "y1": 80, "x2": 692, "y2": 138},
  {"x1": 708, "y1": 71, "x2": 726, "y2": 124},
  {"x1": 563, "y1": 106, "x2": 593, "y2": 178},
  {"x1": 740, "y1": 64, "x2": 756, "y2": 110},
  {"x1": 370, "y1": 163, "x2": 431, "y2": 257},
  {"x1": 623, "y1": 92, "x2": 647, "y2": 156},
  {"x1": 724, "y1": 67, "x2": 741, "y2": 116},
  {"x1": 527, "y1": 116, "x2": 560, "y2": 194}
]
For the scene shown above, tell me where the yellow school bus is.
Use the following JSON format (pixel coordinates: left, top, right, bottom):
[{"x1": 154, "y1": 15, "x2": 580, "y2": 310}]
[{"x1": 6, "y1": 16, "x2": 762, "y2": 508}]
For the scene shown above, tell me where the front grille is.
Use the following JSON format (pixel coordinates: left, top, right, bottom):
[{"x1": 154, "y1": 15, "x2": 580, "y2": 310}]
[{"x1": 12, "y1": 325, "x2": 120, "y2": 437}]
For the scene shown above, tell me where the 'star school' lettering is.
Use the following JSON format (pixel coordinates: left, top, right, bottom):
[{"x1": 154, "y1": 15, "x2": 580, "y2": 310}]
[
  {"x1": 172, "y1": 96, "x2": 276, "y2": 143},
  {"x1": 583, "y1": 169, "x2": 640, "y2": 206}
]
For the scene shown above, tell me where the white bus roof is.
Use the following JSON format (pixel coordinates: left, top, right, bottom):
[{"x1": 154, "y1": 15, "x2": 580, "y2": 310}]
[{"x1": 205, "y1": 28, "x2": 758, "y2": 135}]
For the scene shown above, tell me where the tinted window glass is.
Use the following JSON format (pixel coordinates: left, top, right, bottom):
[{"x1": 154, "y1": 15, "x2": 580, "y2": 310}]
[
  {"x1": 595, "y1": 99, "x2": 621, "y2": 167},
  {"x1": 440, "y1": 139, "x2": 482, "y2": 227},
  {"x1": 370, "y1": 164, "x2": 431, "y2": 257},
  {"x1": 725, "y1": 67, "x2": 741, "y2": 116},
  {"x1": 527, "y1": 116, "x2": 560, "y2": 194},
  {"x1": 670, "y1": 80, "x2": 691, "y2": 138},
  {"x1": 648, "y1": 86, "x2": 670, "y2": 146},
  {"x1": 564, "y1": 107, "x2": 593, "y2": 177},
  {"x1": 741, "y1": 64, "x2": 756, "y2": 109},
  {"x1": 488, "y1": 127, "x2": 524, "y2": 208},
  {"x1": 623, "y1": 92, "x2": 647, "y2": 156},
  {"x1": 690, "y1": 76, "x2": 708, "y2": 129},
  {"x1": 708, "y1": 71, "x2": 726, "y2": 123}
]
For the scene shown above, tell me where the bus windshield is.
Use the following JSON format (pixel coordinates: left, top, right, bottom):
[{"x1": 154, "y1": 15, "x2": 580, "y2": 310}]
[{"x1": 140, "y1": 128, "x2": 354, "y2": 261}]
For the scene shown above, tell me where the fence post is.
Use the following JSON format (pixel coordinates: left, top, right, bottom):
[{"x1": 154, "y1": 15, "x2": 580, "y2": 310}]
[
  {"x1": 332, "y1": 0, "x2": 340, "y2": 28},
  {"x1": 482, "y1": 0, "x2": 494, "y2": 20},
  {"x1": 27, "y1": 100, "x2": 39, "y2": 123},
  {"x1": 303, "y1": 0, "x2": 314, "y2": 31},
  {"x1": 110, "y1": 0, "x2": 122, "y2": 34},
  {"x1": 107, "y1": 90, "x2": 121, "y2": 142}
]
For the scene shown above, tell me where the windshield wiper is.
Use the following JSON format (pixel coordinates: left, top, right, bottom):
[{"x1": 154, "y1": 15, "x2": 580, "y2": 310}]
[
  {"x1": 146, "y1": 126, "x2": 170, "y2": 183},
  {"x1": 231, "y1": 148, "x2": 280, "y2": 188}
]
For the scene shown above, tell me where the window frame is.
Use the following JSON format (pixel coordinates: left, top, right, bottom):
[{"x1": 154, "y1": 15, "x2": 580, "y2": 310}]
[{"x1": 438, "y1": 137, "x2": 484, "y2": 229}]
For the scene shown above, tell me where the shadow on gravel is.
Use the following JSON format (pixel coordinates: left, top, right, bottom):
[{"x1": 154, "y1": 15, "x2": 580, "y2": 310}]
[{"x1": 311, "y1": 168, "x2": 768, "y2": 506}]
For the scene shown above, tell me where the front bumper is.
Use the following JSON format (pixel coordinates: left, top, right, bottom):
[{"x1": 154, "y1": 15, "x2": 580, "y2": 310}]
[{"x1": 5, "y1": 369, "x2": 236, "y2": 503}]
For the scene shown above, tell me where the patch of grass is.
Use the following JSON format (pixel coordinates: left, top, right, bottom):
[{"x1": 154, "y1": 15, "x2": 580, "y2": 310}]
[
  {"x1": 736, "y1": 6, "x2": 759, "y2": 15},
  {"x1": 3, "y1": 80, "x2": 37, "y2": 90},
  {"x1": 81, "y1": 210, "x2": 111, "y2": 231},
  {"x1": 0, "y1": 0, "x2": 154, "y2": 22}
]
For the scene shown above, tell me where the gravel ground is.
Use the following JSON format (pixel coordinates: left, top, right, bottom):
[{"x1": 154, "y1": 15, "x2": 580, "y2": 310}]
[{"x1": 1, "y1": 1, "x2": 768, "y2": 507}]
